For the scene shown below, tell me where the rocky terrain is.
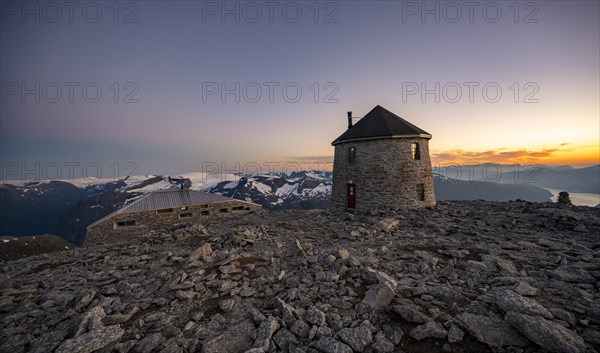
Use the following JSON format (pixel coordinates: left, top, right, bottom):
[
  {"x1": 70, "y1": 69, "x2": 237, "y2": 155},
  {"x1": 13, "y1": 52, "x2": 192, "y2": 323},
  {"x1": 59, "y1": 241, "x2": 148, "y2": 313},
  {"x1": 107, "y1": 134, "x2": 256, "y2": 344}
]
[{"x1": 1, "y1": 200, "x2": 599, "y2": 353}]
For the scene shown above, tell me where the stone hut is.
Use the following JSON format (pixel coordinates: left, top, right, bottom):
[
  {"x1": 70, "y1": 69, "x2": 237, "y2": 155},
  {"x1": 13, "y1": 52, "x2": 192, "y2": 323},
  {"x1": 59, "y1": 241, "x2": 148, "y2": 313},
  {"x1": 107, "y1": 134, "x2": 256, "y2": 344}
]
[
  {"x1": 331, "y1": 105, "x2": 436, "y2": 210},
  {"x1": 85, "y1": 188, "x2": 261, "y2": 244}
]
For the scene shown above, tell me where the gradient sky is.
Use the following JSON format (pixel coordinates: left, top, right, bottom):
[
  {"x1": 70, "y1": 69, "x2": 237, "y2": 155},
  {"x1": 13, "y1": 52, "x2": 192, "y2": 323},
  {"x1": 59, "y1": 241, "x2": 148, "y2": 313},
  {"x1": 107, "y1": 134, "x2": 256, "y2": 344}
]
[{"x1": 1, "y1": 0, "x2": 599, "y2": 177}]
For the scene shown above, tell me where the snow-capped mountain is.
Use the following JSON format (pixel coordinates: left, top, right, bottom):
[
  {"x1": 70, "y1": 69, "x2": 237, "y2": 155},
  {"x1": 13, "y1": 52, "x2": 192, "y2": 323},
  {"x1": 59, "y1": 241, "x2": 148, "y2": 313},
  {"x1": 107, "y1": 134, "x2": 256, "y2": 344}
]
[
  {"x1": 207, "y1": 173, "x2": 332, "y2": 210},
  {"x1": 1, "y1": 172, "x2": 332, "y2": 244},
  {"x1": 0, "y1": 169, "x2": 560, "y2": 244}
]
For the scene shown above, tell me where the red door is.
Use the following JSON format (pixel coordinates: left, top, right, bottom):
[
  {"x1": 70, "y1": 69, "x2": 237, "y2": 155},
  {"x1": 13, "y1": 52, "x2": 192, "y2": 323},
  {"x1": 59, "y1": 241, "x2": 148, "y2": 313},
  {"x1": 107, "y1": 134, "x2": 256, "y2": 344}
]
[{"x1": 347, "y1": 183, "x2": 356, "y2": 209}]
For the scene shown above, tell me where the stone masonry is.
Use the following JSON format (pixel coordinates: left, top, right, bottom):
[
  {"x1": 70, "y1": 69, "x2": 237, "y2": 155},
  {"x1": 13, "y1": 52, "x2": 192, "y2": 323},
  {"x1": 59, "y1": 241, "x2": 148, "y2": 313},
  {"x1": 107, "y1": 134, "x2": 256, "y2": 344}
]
[
  {"x1": 332, "y1": 137, "x2": 436, "y2": 210},
  {"x1": 85, "y1": 200, "x2": 260, "y2": 245}
]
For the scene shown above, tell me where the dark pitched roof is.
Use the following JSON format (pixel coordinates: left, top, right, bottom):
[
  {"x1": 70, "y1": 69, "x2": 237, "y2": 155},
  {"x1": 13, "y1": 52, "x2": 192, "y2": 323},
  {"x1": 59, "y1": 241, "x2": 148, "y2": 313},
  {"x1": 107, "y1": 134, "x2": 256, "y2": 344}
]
[
  {"x1": 87, "y1": 189, "x2": 259, "y2": 229},
  {"x1": 331, "y1": 105, "x2": 432, "y2": 145}
]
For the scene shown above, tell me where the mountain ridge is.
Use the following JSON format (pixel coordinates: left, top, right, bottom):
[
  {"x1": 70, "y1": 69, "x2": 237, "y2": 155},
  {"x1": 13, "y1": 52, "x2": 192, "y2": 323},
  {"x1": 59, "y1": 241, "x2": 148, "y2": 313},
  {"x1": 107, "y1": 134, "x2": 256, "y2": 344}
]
[{"x1": 2, "y1": 166, "x2": 596, "y2": 245}]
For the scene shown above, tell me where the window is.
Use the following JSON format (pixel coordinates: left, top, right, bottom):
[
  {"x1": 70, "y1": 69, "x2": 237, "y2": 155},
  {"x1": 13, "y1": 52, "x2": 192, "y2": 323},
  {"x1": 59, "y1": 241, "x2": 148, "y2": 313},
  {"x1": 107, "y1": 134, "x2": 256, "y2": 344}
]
[
  {"x1": 179, "y1": 212, "x2": 193, "y2": 219},
  {"x1": 180, "y1": 206, "x2": 188, "y2": 211},
  {"x1": 416, "y1": 183, "x2": 425, "y2": 201},
  {"x1": 232, "y1": 206, "x2": 245, "y2": 211},
  {"x1": 201, "y1": 211, "x2": 210, "y2": 216},
  {"x1": 200, "y1": 204, "x2": 209, "y2": 208},
  {"x1": 411, "y1": 143, "x2": 420, "y2": 160},
  {"x1": 115, "y1": 220, "x2": 136, "y2": 228},
  {"x1": 219, "y1": 208, "x2": 229, "y2": 213},
  {"x1": 244, "y1": 207, "x2": 251, "y2": 211},
  {"x1": 156, "y1": 208, "x2": 173, "y2": 214},
  {"x1": 348, "y1": 147, "x2": 356, "y2": 164}
]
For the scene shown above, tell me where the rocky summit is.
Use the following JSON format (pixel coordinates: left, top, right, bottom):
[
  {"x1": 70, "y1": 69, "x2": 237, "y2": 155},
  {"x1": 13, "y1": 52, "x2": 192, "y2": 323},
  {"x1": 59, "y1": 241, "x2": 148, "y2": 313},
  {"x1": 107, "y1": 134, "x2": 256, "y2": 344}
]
[{"x1": 1, "y1": 200, "x2": 599, "y2": 353}]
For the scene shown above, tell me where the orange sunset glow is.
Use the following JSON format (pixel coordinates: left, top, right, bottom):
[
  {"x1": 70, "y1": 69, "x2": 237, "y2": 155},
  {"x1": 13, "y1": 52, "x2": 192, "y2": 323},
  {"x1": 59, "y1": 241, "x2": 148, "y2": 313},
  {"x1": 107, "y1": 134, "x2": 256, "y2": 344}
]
[{"x1": 430, "y1": 144, "x2": 600, "y2": 166}]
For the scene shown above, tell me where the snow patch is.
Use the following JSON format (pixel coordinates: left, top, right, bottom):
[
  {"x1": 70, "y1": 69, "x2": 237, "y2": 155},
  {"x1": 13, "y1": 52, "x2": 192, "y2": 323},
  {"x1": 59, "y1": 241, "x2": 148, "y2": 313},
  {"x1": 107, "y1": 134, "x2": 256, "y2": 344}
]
[
  {"x1": 276, "y1": 183, "x2": 298, "y2": 197},
  {"x1": 223, "y1": 181, "x2": 239, "y2": 189},
  {"x1": 309, "y1": 183, "x2": 331, "y2": 194},
  {"x1": 128, "y1": 179, "x2": 173, "y2": 193},
  {"x1": 177, "y1": 172, "x2": 240, "y2": 191},
  {"x1": 124, "y1": 195, "x2": 144, "y2": 204},
  {"x1": 252, "y1": 181, "x2": 272, "y2": 195}
]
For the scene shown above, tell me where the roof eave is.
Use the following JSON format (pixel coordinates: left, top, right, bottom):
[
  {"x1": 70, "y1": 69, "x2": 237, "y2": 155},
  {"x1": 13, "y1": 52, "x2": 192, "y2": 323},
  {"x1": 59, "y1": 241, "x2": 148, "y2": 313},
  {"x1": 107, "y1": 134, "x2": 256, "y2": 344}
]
[
  {"x1": 332, "y1": 133, "x2": 433, "y2": 146},
  {"x1": 118, "y1": 198, "x2": 262, "y2": 214}
]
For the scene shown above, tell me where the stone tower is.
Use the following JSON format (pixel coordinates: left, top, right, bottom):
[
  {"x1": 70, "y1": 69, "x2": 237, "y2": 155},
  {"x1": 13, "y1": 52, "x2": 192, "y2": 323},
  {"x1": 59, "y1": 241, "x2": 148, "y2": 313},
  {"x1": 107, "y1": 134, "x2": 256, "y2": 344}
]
[{"x1": 331, "y1": 105, "x2": 436, "y2": 210}]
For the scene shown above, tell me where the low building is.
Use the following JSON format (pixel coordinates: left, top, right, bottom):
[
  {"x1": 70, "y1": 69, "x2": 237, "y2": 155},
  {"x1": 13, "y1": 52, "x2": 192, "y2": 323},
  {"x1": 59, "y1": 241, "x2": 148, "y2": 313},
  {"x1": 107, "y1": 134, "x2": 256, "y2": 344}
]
[
  {"x1": 331, "y1": 105, "x2": 436, "y2": 210},
  {"x1": 85, "y1": 188, "x2": 261, "y2": 244}
]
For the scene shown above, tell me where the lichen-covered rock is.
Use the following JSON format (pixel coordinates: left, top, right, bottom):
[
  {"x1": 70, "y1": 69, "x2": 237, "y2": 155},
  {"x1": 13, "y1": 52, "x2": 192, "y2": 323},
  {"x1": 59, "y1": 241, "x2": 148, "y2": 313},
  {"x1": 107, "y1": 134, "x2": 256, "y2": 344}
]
[
  {"x1": 305, "y1": 306, "x2": 326, "y2": 326},
  {"x1": 188, "y1": 243, "x2": 212, "y2": 262},
  {"x1": 447, "y1": 324, "x2": 464, "y2": 344},
  {"x1": 457, "y1": 313, "x2": 529, "y2": 347},
  {"x1": 362, "y1": 283, "x2": 395, "y2": 309},
  {"x1": 313, "y1": 337, "x2": 353, "y2": 353},
  {"x1": 409, "y1": 321, "x2": 447, "y2": 340},
  {"x1": 393, "y1": 305, "x2": 432, "y2": 324},
  {"x1": 253, "y1": 317, "x2": 279, "y2": 351},
  {"x1": 495, "y1": 290, "x2": 552, "y2": 318},
  {"x1": 505, "y1": 312, "x2": 586, "y2": 353},
  {"x1": 336, "y1": 326, "x2": 373, "y2": 351},
  {"x1": 54, "y1": 325, "x2": 124, "y2": 353},
  {"x1": 201, "y1": 320, "x2": 256, "y2": 353}
]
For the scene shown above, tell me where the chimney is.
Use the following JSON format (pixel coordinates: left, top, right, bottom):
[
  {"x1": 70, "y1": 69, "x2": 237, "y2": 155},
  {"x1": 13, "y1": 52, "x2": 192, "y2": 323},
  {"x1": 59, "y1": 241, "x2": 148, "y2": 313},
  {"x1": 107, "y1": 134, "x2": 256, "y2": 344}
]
[{"x1": 347, "y1": 111, "x2": 353, "y2": 129}]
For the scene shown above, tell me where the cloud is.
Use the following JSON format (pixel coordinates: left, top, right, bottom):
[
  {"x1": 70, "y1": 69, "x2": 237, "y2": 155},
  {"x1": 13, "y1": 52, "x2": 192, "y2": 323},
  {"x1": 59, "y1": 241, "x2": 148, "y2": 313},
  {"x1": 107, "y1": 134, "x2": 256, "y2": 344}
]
[{"x1": 431, "y1": 147, "x2": 564, "y2": 164}]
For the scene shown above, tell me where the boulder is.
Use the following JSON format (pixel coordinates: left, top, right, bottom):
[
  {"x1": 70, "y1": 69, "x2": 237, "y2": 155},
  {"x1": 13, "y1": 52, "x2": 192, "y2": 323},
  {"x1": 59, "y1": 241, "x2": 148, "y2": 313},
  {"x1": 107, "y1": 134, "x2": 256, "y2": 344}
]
[
  {"x1": 513, "y1": 281, "x2": 539, "y2": 296},
  {"x1": 362, "y1": 282, "x2": 395, "y2": 309},
  {"x1": 393, "y1": 305, "x2": 433, "y2": 324},
  {"x1": 456, "y1": 313, "x2": 529, "y2": 347},
  {"x1": 55, "y1": 325, "x2": 124, "y2": 353},
  {"x1": 505, "y1": 312, "x2": 585, "y2": 353},
  {"x1": 551, "y1": 265, "x2": 595, "y2": 283},
  {"x1": 201, "y1": 320, "x2": 256, "y2": 353},
  {"x1": 305, "y1": 306, "x2": 326, "y2": 326},
  {"x1": 253, "y1": 317, "x2": 280, "y2": 351},
  {"x1": 409, "y1": 321, "x2": 447, "y2": 340},
  {"x1": 496, "y1": 290, "x2": 552, "y2": 318},
  {"x1": 336, "y1": 326, "x2": 373, "y2": 351},
  {"x1": 447, "y1": 324, "x2": 464, "y2": 343},
  {"x1": 427, "y1": 286, "x2": 469, "y2": 306},
  {"x1": 313, "y1": 337, "x2": 353, "y2": 353},
  {"x1": 188, "y1": 243, "x2": 212, "y2": 262},
  {"x1": 371, "y1": 332, "x2": 394, "y2": 353}
]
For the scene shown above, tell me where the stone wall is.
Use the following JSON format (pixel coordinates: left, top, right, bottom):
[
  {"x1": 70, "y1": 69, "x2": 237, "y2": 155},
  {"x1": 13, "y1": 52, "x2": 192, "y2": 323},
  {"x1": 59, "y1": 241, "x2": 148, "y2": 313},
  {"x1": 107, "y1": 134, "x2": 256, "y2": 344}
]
[
  {"x1": 331, "y1": 137, "x2": 436, "y2": 210},
  {"x1": 85, "y1": 200, "x2": 260, "y2": 245}
]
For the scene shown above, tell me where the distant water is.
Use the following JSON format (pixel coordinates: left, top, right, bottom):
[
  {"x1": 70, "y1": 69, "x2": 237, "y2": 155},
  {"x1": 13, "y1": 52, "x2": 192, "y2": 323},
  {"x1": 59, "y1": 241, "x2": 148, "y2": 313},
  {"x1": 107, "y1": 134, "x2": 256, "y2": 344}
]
[{"x1": 544, "y1": 188, "x2": 600, "y2": 207}]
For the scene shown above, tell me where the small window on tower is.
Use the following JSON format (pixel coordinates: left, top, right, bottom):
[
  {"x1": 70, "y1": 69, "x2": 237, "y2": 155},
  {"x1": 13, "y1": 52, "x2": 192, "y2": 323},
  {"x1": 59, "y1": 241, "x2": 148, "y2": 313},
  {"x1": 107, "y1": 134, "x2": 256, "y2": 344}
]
[
  {"x1": 417, "y1": 183, "x2": 425, "y2": 201},
  {"x1": 348, "y1": 147, "x2": 356, "y2": 164},
  {"x1": 411, "y1": 143, "x2": 420, "y2": 160}
]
